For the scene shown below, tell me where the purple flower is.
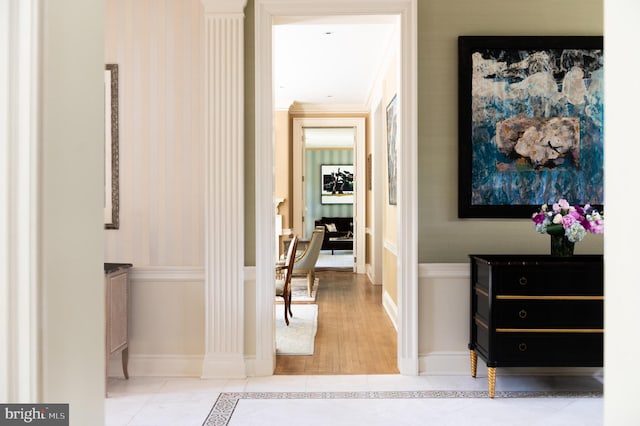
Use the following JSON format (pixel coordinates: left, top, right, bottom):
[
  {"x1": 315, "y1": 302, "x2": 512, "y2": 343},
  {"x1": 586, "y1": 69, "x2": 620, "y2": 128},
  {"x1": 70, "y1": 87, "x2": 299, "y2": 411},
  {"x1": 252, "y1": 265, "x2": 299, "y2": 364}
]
[
  {"x1": 562, "y1": 214, "x2": 576, "y2": 229},
  {"x1": 531, "y1": 211, "x2": 546, "y2": 225}
]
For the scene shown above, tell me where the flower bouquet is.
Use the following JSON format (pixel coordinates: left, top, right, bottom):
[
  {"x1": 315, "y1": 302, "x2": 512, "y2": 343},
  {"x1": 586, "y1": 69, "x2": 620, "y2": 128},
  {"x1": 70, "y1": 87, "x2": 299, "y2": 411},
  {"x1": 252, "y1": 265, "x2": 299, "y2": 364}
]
[{"x1": 531, "y1": 199, "x2": 604, "y2": 256}]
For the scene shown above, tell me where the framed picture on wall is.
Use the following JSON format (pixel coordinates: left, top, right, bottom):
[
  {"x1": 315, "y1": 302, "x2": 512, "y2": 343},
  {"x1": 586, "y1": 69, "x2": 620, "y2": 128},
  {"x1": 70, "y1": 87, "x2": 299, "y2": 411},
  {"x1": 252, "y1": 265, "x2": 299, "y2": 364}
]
[
  {"x1": 386, "y1": 94, "x2": 398, "y2": 205},
  {"x1": 321, "y1": 164, "x2": 354, "y2": 204},
  {"x1": 458, "y1": 36, "x2": 604, "y2": 218}
]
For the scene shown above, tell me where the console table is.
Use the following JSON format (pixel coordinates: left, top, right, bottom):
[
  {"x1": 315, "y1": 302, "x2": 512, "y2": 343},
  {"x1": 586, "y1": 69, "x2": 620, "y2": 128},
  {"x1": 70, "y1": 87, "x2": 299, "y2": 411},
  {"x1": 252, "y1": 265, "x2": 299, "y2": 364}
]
[
  {"x1": 104, "y1": 263, "x2": 132, "y2": 384},
  {"x1": 468, "y1": 255, "x2": 603, "y2": 397}
]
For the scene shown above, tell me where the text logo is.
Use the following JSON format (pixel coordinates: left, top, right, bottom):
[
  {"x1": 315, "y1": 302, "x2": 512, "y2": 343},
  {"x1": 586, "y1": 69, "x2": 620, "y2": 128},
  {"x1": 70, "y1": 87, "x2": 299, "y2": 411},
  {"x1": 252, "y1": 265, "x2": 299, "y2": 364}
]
[{"x1": 0, "y1": 404, "x2": 68, "y2": 426}]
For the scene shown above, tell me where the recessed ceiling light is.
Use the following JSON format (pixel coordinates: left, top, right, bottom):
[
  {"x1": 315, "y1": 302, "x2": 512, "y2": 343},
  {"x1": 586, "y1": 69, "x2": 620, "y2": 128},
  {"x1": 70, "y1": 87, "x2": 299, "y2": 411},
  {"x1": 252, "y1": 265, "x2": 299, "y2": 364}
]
[{"x1": 324, "y1": 31, "x2": 333, "y2": 35}]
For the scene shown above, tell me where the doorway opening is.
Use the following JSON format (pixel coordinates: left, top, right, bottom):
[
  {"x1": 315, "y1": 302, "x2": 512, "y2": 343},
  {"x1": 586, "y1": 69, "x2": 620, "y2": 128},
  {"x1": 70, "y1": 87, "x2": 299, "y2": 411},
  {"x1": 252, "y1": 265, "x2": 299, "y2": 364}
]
[{"x1": 255, "y1": 0, "x2": 418, "y2": 377}]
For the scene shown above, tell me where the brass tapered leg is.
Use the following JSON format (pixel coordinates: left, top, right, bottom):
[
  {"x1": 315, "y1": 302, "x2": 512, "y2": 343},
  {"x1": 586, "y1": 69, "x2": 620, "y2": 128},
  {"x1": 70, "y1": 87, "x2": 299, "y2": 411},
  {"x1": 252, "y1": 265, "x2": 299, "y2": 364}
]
[
  {"x1": 488, "y1": 367, "x2": 496, "y2": 398},
  {"x1": 470, "y1": 349, "x2": 477, "y2": 378}
]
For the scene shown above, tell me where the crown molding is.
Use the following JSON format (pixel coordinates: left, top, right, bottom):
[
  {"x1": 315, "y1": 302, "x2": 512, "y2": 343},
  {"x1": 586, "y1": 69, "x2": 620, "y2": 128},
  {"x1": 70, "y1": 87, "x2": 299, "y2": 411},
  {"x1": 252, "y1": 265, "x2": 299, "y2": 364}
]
[
  {"x1": 201, "y1": 0, "x2": 247, "y2": 14},
  {"x1": 288, "y1": 101, "x2": 369, "y2": 115}
]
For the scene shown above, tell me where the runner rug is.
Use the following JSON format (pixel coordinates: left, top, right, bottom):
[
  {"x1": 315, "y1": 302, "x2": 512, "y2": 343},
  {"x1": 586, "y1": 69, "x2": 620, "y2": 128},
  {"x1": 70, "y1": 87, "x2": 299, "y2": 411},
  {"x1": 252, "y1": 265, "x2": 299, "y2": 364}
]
[{"x1": 275, "y1": 303, "x2": 318, "y2": 355}]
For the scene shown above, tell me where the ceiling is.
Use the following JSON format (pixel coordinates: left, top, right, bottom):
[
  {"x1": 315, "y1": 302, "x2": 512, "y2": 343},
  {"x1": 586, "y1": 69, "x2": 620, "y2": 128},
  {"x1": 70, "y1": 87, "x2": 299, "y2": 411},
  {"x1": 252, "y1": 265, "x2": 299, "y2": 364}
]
[{"x1": 273, "y1": 16, "x2": 397, "y2": 110}]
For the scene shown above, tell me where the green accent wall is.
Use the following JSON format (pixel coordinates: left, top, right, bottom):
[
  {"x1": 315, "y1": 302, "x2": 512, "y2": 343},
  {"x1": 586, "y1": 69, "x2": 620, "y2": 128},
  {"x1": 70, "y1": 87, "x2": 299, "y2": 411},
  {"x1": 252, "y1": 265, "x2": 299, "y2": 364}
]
[{"x1": 304, "y1": 149, "x2": 354, "y2": 237}]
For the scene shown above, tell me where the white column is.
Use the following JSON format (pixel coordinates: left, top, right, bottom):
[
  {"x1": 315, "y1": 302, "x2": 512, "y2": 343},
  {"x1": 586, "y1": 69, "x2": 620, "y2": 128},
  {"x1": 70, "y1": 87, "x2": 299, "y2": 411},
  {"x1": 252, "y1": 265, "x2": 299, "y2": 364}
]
[
  {"x1": 0, "y1": 0, "x2": 41, "y2": 402},
  {"x1": 201, "y1": 0, "x2": 247, "y2": 378}
]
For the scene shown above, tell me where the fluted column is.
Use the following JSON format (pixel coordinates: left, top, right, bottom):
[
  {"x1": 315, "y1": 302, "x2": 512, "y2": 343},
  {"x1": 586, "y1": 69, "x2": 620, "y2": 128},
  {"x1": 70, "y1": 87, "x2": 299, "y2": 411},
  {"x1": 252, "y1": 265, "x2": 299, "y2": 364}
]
[{"x1": 201, "y1": 0, "x2": 247, "y2": 378}]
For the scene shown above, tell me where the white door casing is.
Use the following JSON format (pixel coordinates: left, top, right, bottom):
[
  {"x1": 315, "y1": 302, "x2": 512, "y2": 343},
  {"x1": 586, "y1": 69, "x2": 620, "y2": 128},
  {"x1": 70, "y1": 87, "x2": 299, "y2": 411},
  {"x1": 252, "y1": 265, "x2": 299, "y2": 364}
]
[
  {"x1": 255, "y1": 0, "x2": 418, "y2": 375},
  {"x1": 292, "y1": 117, "x2": 365, "y2": 273}
]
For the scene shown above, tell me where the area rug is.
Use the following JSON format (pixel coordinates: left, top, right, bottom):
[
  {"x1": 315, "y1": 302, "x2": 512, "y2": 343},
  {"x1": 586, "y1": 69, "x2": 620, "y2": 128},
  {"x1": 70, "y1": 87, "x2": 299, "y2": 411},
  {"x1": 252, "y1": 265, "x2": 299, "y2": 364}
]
[
  {"x1": 275, "y1": 277, "x2": 319, "y2": 303},
  {"x1": 202, "y1": 390, "x2": 603, "y2": 426},
  {"x1": 275, "y1": 304, "x2": 318, "y2": 355}
]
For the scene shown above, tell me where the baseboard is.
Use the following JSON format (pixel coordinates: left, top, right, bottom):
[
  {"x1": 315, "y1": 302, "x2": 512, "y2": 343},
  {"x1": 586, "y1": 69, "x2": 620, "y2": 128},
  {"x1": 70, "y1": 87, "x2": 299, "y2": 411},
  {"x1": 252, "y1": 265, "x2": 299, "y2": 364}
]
[
  {"x1": 419, "y1": 351, "x2": 604, "y2": 377},
  {"x1": 382, "y1": 290, "x2": 398, "y2": 331},
  {"x1": 128, "y1": 266, "x2": 205, "y2": 282},
  {"x1": 108, "y1": 354, "x2": 203, "y2": 378},
  {"x1": 419, "y1": 351, "x2": 471, "y2": 375}
]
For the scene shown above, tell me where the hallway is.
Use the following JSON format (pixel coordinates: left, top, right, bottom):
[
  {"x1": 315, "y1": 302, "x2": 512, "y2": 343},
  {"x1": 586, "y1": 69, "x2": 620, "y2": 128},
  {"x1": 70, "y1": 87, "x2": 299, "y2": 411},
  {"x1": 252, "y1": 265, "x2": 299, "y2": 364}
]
[{"x1": 275, "y1": 270, "x2": 398, "y2": 375}]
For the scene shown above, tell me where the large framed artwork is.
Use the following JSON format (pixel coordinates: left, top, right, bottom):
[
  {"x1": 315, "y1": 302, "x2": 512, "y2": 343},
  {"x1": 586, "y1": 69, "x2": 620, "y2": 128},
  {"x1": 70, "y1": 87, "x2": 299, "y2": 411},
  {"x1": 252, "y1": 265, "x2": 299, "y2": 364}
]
[
  {"x1": 321, "y1": 164, "x2": 354, "y2": 204},
  {"x1": 386, "y1": 94, "x2": 398, "y2": 205},
  {"x1": 458, "y1": 36, "x2": 604, "y2": 218}
]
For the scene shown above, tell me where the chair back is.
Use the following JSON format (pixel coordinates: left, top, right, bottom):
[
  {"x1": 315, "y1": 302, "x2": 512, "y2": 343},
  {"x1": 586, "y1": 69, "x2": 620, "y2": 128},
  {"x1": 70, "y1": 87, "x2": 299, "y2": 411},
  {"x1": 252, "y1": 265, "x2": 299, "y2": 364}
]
[
  {"x1": 284, "y1": 235, "x2": 299, "y2": 280},
  {"x1": 293, "y1": 228, "x2": 324, "y2": 270}
]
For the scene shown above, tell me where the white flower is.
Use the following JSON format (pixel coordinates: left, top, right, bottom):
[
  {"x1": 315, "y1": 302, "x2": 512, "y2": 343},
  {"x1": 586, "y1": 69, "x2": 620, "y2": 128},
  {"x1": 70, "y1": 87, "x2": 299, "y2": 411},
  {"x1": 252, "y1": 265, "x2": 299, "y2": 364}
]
[{"x1": 552, "y1": 213, "x2": 563, "y2": 224}]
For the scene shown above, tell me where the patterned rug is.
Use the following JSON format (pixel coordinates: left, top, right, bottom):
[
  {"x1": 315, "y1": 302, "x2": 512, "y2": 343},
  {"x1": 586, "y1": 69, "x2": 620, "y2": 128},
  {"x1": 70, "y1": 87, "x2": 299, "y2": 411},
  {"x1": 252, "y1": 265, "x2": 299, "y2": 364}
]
[
  {"x1": 202, "y1": 390, "x2": 603, "y2": 426},
  {"x1": 275, "y1": 304, "x2": 318, "y2": 355}
]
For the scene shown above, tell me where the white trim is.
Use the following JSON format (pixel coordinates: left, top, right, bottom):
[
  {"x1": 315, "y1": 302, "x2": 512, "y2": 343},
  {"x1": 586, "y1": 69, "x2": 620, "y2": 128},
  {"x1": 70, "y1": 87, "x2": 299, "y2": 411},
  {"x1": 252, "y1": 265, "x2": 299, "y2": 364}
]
[
  {"x1": 418, "y1": 263, "x2": 469, "y2": 279},
  {"x1": 254, "y1": 0, "x2": 277, "y2": 376},
  {"x1": 0, "y1": 0, "x2": 41, "y2": 402},
  {"x1": 292, "y1": 116, "x2": 366, "y2": 274},
  {"x1": 255, "y1": 0, "x2": 418, "y2": 376},
  {"x1": 201, "y1": 9, "x2": 246, "y2": 379},
  {"x1": 108, "y1": 354, "x2": 203, "y2": 378},
  {"x1": 129, "y1": 267, "x2": 205, "y2": 282},
  {"x1": 383, "y1": 239, "x2": 398, "y2": 256},
  {"x1": 382, "y1": 290, "x2": 398, "y2": 331},
  {"x1": 288, "y1": 102, "x2": 369, "y2": 114}
]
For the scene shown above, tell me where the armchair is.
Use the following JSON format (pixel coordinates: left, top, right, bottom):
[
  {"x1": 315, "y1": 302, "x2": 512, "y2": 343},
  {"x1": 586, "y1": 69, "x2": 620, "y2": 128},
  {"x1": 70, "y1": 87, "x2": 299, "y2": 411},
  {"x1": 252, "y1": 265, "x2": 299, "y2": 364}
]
[{"x1": 292, "y1": 228, "x2": 325, "y2": 297}]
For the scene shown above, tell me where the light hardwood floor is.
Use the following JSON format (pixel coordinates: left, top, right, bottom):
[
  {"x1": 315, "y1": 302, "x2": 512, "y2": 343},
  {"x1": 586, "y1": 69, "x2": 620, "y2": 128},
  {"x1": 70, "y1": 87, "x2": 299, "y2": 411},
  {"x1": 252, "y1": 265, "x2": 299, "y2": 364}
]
[{"x1": 275, "y1": 270, "x2": 399, "y2": 375}]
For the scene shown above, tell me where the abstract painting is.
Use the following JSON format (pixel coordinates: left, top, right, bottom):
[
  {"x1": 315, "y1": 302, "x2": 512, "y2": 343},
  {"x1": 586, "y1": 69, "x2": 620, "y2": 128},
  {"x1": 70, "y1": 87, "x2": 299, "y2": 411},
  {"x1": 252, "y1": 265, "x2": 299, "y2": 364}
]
[
  {"x1": 321, "y1": 164, "x2": 354, "y2": 204},
  {"x1": 458, "y1": 36, "x2": 603, "y2": 218}
]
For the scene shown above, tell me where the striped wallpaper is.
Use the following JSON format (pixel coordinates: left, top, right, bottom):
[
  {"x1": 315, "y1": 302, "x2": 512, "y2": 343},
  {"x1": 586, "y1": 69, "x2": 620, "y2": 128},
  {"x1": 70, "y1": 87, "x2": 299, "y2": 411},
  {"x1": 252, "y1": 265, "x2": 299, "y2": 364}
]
[
  {"x1": 104, "y1": 0, "x2": 205, "y2": 267},
  {"x1": 305, "y1": 149, "x2": 354, "y2": 236}
]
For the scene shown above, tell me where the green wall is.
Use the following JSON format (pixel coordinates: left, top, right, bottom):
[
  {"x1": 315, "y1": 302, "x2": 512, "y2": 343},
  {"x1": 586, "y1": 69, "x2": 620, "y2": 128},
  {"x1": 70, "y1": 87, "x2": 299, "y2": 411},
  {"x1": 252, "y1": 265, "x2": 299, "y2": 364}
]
[
  {"x1": 417, "y1": 0, "x2": 603, "y2": 261},
  {"x1": 305, "y1": 150, "x2": 354, "y2": 237},
  {"x1": 244, "y1": 0, "x2": 604, "y2": 265}
]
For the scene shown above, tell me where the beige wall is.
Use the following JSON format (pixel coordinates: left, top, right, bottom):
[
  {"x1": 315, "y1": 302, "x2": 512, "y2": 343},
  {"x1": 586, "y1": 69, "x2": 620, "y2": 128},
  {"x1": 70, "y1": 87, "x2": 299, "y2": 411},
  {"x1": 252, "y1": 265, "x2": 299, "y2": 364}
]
[
  {"x1": 274, "y1": 110, "x2": 292, "y2": 240},
  {"x1": 104, "y1": 0, "x2": 206, "y2": 369},
  {"x1": 382, "y1": 51, "x2": 399, "y2": 303},
  {"x1": 245, "y1": 0, "x2": 604, "y2": 264},
  {"x1": 418, "y1": 0, "x2": 604, "y2": 262},
  {"x1": 104, "y1": 0, "x2": 205, "y2": 267},
  {"x1": 101, "y1": 0, "x2": 604, "y2": 377},
  {"x1": 41, "y1": 0, "x2": 105, "y2": 422}
]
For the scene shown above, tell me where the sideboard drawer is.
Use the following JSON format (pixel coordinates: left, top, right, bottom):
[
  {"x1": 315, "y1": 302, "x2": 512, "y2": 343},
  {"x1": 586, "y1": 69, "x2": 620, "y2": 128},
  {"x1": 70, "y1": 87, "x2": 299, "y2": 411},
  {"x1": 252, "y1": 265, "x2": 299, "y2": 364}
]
[
  {"x1": 494, "y1": 300, "x2": 604, "y2": 328},
  {"x1": 497, "y1": 264, "x2": 602, "y2": 295},
  {"x1": 494, "y1": 333, "x2": 603, "y2": 366}
]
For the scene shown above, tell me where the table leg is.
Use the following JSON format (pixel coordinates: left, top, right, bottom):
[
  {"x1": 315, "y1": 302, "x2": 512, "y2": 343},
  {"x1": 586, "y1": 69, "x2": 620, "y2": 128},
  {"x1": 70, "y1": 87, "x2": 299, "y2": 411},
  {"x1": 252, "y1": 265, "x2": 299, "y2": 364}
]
[
  {"x1": 488, "y1": 367, "x2": 496, "y2": 398},
  {"x1": 122, "y1": 347, "x2": 129, "y2": 379},
  {"x1": 470, "y1": 349, "x2": 477, "y2": 378}
]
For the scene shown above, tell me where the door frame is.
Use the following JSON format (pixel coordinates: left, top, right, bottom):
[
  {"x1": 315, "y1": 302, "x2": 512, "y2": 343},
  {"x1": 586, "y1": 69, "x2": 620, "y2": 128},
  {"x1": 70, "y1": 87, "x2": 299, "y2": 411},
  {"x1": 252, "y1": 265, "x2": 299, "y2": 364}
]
[
  {"x1": 254, "y1": 0, "x2": 418, "y2": 375},
  {"x1": 292, "y1": 117, "x2": 365, "y2": 273}
]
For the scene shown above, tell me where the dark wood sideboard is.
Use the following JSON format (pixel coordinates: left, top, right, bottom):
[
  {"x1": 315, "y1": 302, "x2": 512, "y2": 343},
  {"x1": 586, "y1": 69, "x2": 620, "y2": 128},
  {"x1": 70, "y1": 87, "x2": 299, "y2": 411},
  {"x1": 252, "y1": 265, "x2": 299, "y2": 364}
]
[{"x1": 468, "y1": 255, "x2": 603, "y2": 397}]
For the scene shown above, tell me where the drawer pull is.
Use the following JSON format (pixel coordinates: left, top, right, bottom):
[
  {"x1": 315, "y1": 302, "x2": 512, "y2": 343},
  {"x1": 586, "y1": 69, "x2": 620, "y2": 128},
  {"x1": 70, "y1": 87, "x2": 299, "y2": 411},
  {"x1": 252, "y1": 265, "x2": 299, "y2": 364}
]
[
  {"x1": 518, "y1": 309, "x2": 527, "y2": 319},
  {"x1": 518, "y1": 343, "x2": 528, "y2": 352},
  {"x1": 519, "y1": 276, "x2": 528, "y2": 286}
]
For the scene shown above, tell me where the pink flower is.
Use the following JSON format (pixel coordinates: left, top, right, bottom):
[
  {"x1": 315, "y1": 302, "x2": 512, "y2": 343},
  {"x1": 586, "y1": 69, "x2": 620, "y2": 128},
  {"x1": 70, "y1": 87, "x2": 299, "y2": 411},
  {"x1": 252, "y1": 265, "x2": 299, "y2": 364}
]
[
  {"x1": 562, "y1": 214, "x2": 576, "y2": 229},
  {"x1": 558, "y1": 199, "x2": 571, "y2": 210}
]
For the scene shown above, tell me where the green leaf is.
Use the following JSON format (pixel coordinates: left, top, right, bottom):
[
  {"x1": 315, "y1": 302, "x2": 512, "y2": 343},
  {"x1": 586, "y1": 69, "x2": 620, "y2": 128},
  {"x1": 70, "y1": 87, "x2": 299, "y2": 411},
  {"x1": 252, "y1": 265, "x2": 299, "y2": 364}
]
[{"x1": 546, "y1": 224, "x2": 564, "y2": 235}]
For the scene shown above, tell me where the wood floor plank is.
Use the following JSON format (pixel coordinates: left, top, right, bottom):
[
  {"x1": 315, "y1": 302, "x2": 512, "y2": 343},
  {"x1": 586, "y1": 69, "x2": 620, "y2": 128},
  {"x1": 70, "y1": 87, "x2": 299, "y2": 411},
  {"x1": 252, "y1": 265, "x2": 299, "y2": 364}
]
[{"x1": 275, "y1": 271, "x2": 398, "y2": 375}]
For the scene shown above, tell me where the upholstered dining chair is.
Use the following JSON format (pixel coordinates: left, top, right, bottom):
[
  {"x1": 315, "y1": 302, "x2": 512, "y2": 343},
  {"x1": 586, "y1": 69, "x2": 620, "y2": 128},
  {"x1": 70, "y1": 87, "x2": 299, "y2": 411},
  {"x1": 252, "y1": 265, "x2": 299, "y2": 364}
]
[
  {"x1": 292, "y1": 227, "x2": 324, "y2": 297},
  {"x1": 276, "y1": 235, "x2": 298, "y2": 326}
]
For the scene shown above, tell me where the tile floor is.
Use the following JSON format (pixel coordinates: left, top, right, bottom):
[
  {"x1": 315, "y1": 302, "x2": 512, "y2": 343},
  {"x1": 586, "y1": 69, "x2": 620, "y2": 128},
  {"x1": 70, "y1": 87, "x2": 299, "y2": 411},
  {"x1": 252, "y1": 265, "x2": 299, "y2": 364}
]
[{"x1": 105, "y1": 374, "x2": 603, "y2": 426}]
